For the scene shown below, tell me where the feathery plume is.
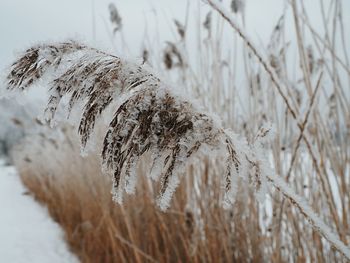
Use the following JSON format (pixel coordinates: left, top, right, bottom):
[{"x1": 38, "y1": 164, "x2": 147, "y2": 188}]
[
  {"x1": 174, "y1": 19, "x2": 185, "y2": 40},
  {"x1": 4, "y1": 41, "x2": 266, "y2": 211},
  {"x1": 231, "y1": 0, "x2": 245, "y2": 14},
  {"x1": 109, "y1": 3, "x2": 122, "y2": 34}
]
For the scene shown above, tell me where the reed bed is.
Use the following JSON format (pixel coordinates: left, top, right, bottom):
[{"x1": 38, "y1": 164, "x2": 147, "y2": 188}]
[
  {"x1": 6, "y1": 0, "x2": 350, "y2": 262},
  {"x1": 13, "y1": 128, "x2": 266, "y2": 263}
]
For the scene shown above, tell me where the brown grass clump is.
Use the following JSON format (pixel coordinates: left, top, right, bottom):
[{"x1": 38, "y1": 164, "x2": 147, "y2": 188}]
[{"x1": 13, "y1": 130, "x2": 265, "y2": 263}]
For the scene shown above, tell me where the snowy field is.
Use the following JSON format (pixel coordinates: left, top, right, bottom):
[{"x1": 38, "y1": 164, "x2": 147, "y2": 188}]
[{"x1": 0, "y1": 159, "x2": 79, "y2": 263}]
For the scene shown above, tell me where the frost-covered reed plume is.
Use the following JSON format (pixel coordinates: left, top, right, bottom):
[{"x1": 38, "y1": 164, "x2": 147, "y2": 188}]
[
  {"x1": 4, "y1": 40, "x2": 350, "y2": 260},
  {"x1": 3, "y1": 41, "x2": 269, "y2": 211}
]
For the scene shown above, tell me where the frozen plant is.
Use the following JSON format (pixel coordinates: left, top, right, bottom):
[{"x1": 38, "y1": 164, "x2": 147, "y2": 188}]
[
  {"x1": 3, "y1": 40, "x2": 349, "y2": 260},
  {"x1": 3, "y1": 41, "x2": 268, "y2": 211}
]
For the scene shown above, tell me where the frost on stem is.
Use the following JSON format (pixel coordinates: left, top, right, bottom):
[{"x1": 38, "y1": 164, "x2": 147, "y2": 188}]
[
  {"x1": 4, "y1": 40, "x2": 270, "y2": 210},
  {"x1": 206, "y1": 1, "x2": 350, "y2": 260}
]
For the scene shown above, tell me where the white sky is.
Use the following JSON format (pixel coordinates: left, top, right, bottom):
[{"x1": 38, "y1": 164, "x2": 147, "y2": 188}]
[
  {"x1": 0, "y1": 0, "x2": 188, "y2": 69},
  {"x1": 0, "y1": 0, "x2": 349, "y2": 70}
]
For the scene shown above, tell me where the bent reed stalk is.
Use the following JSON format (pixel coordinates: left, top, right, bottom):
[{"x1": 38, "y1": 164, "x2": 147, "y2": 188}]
[{"x1": 4, "y1": 41, "x2": 265, "y2": 211}]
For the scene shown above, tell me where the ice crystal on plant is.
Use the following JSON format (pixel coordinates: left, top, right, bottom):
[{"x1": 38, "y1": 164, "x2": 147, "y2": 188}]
[{"x1": 4, "y1": 40, "x2": 270, "y2": 210}]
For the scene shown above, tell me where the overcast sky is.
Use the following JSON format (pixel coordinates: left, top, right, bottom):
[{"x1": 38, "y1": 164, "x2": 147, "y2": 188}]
[
  {"x1": 1, "y1": 0, "x2": 349, "y2": 71},
  {"x1": 0, "y1": 0, "x2": 188, "y2": 70}
]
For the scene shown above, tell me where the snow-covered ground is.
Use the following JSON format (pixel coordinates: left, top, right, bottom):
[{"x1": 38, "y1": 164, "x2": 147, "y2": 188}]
[{"x1": 0, "y1": 159, "x2": 79, "y2": 263}]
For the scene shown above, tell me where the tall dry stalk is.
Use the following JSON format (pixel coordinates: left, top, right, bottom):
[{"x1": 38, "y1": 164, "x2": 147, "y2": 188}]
[{"x1": 206, "y1": 0, "x2": 350, "y2": 260}]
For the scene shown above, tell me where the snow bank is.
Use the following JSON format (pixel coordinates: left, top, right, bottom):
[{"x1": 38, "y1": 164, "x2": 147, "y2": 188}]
[{"x1": 0, "y1": 160, "x2": 79, "y2": 263}]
